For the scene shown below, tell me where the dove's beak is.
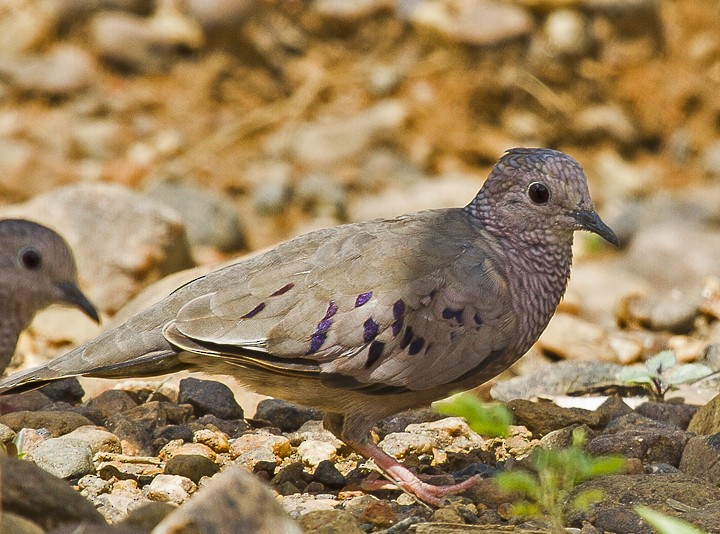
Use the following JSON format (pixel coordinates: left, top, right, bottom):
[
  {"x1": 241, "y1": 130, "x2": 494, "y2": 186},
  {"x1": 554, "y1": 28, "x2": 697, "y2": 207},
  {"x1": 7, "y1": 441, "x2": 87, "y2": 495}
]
[
  {"x1": 56, "y1": 281, "x2": 100, "y2": 323},
  {"x1": 573, "y1": 209, "x2": 619, "y2": 247}
]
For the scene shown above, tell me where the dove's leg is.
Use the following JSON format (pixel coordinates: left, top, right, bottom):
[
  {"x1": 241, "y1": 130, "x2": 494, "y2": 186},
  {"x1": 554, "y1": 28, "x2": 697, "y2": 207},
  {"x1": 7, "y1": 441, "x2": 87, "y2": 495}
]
[{"x1": 324, "y1": 413, "x2": 479, "y2": 506}]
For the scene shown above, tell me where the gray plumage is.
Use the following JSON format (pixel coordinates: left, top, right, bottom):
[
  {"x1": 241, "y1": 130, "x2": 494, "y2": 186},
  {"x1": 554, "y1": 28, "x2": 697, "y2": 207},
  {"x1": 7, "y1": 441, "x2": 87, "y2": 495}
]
[
  {"x1": 0, "y1": 149, "x2": 617, "y2": 504},
  {"x1": 0, "y1": 219, "x2": 99, "y2": 375}
]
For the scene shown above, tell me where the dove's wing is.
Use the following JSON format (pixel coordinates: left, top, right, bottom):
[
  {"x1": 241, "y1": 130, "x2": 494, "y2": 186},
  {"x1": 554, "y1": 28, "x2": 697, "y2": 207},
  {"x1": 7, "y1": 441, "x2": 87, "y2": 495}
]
[{"x1": 164, "y1": 209, "x2": 517, "y2": 392}]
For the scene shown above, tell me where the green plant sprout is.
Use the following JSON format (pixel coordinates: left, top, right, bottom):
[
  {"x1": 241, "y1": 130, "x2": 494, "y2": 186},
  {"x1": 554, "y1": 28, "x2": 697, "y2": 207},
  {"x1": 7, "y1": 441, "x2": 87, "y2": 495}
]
[
  {"x1": 617, "y1": 350, "x2": 712, "y2": 401},
  {"x1": 433, "y1": 392, "x2": 513, "y2": 437},
  {"x1": 495, "y1": 428, "x2": 625, "y2": 532},
  {"x1": 635, "y1": 505, "x2": 708, "y2": 534}
]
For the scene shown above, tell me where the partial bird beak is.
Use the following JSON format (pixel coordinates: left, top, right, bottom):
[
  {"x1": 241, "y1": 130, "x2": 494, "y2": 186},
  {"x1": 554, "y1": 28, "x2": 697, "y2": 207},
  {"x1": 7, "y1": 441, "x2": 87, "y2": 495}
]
[
  {"x1": 573, "y1": 209, "x2": 619, "y2": 247},
  {"x1": 56, "y1": 281, "x2": 101, "y2": 323}
]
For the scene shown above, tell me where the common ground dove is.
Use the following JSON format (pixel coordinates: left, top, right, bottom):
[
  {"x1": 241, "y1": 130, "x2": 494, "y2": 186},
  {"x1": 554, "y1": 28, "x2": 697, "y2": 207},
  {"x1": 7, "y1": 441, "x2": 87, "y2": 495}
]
[
  {"x1": 0, "y1": 219, "x2": 99, "y2": 375},
  {"x1": 0, "y1": 149, "x2": 617, "y2": 504}
]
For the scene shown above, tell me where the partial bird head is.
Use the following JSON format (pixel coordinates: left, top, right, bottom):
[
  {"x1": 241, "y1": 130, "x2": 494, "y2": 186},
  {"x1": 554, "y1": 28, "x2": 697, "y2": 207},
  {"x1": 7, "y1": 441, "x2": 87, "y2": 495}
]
[
  {"x1": 468, "y1": 148, "x2": 618, "y2": 247},
  {"x1": 0, "y1": 219, "x2": 99, "y2": 322}
]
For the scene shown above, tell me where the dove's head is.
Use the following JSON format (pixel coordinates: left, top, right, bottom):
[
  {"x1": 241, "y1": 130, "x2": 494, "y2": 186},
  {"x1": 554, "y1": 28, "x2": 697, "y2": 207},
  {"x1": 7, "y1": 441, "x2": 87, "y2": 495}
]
[
  {"x1": 0, "y1": 219, "x2": 99, "y2": 322},
  {"x1": 468, "y1": 148, "x2": 618, "y2": 247}
]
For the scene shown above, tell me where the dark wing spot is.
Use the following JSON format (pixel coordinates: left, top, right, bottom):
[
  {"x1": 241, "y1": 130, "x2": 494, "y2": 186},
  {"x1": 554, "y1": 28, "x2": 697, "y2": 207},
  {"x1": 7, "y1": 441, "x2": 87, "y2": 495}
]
[
  {"x1": 399, "y1": 326, "x2": 413, "y2": 350},
  {"x1": 393, "y1": 299, "x2": 405, "y2": 320},
  {"x1": 241, "y1": 302, "x2": 266, "y2": 319},
  {"x1": 316, "y1": 318, "x2": 333, "y2": 334},
  {"x1": 363, "y1": 318, "x2": 379, "y2": 343},
  {"x1": 308, "y1": 332, "x2": 327, "y2": 354},
  {"x1": 442, "y1": 307, "x2": 464, "y2": 324},
  {"x1": 270, "y1": 283, "x2": 295, "y2": 296},
  {"x1": 365, "y1": 341, "x2": 385, "y2": 368},
  {"x1": 408, "y1": 336, "x2": 425, "y2": 355},
  {"x1": 354, "y1": 292, "x2": 372, "y2": 307},
  {"x1": 473, "y1": 313, "x2": 483, "y2": 326},
  {"x1": 391, "y1": 318, "x2": 403, "y2": 337},
  {"x1": 324, "y1": 301, "x2": 338, "y2": 320}
]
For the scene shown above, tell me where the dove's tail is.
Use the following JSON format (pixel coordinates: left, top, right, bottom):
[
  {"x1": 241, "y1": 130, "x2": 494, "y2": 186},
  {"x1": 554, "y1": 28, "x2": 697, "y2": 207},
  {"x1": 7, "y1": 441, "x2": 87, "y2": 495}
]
[{"x1": 0, "y1": 304, "x2": 188, "y2": 396}]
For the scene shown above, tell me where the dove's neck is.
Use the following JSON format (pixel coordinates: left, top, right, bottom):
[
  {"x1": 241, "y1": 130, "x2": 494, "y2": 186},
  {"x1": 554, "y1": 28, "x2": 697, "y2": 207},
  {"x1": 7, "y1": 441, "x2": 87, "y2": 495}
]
[{"x1": 0, "y1": 301, "x2": 33, "y2": 369}]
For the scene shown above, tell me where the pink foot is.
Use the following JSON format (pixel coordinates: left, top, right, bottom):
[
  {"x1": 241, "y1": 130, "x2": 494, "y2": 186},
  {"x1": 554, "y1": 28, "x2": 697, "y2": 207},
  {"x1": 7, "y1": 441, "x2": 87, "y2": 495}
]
[{"x1": 353, "y1": 441, "x2": 480, "y2": 506}]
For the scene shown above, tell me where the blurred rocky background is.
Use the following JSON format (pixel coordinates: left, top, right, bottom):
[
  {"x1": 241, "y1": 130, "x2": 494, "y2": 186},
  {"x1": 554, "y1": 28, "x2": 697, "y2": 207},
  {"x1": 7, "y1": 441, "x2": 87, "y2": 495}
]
[{"x1": 2, "y1": 0, "x2": 720, "y2": 532}]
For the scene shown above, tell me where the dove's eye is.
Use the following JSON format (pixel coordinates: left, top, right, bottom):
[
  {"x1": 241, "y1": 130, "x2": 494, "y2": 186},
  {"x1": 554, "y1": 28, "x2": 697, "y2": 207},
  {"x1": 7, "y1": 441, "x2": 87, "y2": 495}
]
[
  {"x1": 20, "y1": 247, "x2": 42, "y2": 270},
  {"x1": 528, "y1": 182, "x2": 550, "y2": 204}
]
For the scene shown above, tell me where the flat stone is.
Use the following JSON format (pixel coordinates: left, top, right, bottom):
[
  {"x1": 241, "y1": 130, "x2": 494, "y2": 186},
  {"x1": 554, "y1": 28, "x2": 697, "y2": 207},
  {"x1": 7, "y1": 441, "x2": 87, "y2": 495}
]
[
  {"x1": 63, "y1": 425, "x2": 123, "y2": 455},
  {"x1": 153, "y1": 466, "x2": 301, "y2": 534},
  {"x1": 0, "y1": 410, "x2": 93, "y2": 437},
  {"x1": 254, "y1": 398, "x2": 323, "y2": 432},
  {"x1": 1, "y1": 457, "x2": 105, "y2": 530},
  {"x1": 164, "y1": 454, "x2": 220, "y2": 483},
  {"x1": 178, "y1": 377, "x2": 244, "y2": 420},
  {"x1": 297, "y1": 439, "x2": 338, "y2": 467},
  {"x1": 508, "y1": 399, "x2": 607, "y2": 437},
  {"x1": 142, "y1": 474, "x2": 196, "y2": 504},
  {"x1": 28, "y1": 437, "x2": 94, "y2": 479}
]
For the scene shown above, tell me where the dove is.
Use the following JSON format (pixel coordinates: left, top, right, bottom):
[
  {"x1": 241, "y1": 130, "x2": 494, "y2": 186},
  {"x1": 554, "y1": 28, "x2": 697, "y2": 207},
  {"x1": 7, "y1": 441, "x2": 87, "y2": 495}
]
[
  {"x1": 0, "y1": 219, "x2": 99, "y2": 375},
  {"x1": 0, "y1": 149, "x2": 617, "y2": 504}
]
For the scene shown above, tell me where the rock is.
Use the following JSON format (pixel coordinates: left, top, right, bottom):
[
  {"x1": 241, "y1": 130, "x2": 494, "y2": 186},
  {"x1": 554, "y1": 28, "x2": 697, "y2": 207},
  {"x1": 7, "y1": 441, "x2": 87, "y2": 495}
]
[
  {"x1": 0, "y1": 410, "x2": 93, "y2": 437},
  {"x1": 679, "y1": 434, "x2": 720, "y2": 485},
  {"x1": 63, "y1": 425, "x2": 123, "y2": 455},
  {"x1": 297, "y1": 439, "x2": 339, "y2": 467},
  {"x1": 1, "y1": 457, "x2": 105, "y2": 530},
  {"x1": 164, "y1": 454, "x2": 220, "y2": 483},
  {"x1": 298, "y1": 509, "x2": 363, "y2": 534},
  {"x1": 574, "y1": 473, "x2": 720, "y2": 533},
  {"x1": 96, "y1": 459, "x2": 163, "y2": 485},
  {"x1": 254, "y1": 398, "x2": 323, "y2": 432},
  {"x1": 0, "y1": 391, "x2": 52, "y2": 414},
  {"x1": 616, "y1": 291, "x2": 700, "y2": 333},
  {"x1": 192, "y1": 428, "x2": 230, "y2": 453},
  {"x1": 0, "y1": 512, "x2": 45, "y2": 534},
  {"x1": 508, "y1": 399, "x2": 607, "y2": 437},
  {"x1": 153, "y1": 466, "x2": 301, "y2": 534},
  {"x1": 195, "y1": 414, "x2": 249, "y2": 438},
  {"x1": 186, "y1": 0, "x2": 254, "y2": 29},
  {"x1": 0, "y1": 423, "x2": 16, "y2": 443},
  {"x1": 311, "y1": 0, "x2": 392, "y2": 23},
  {"x1": 266, "y1": 100, "x2": 408, "y2": 166},
  {"x1": 178, "y1": 377, "x2": 244, "y2": 420},
  {"x1": 230, "y1": 432, "x2": 292, "y2": 461},
  {"x1": 543, "y1": 9, "x2": 590, "y2": 57},
  {"x1": 408, "y1": 0, "x2": 533, "y2": 46},
  {"x1": 121, "y1": 501, "x2": 176, "y2": 532},
  {"x1": 143, "y1": 474, "x2": 197, "y2": 504},
  {"x1": 78, "y1": 474, "x2": 110, "y2": 499},
  {"x1": 145, "y1": 181, "x2": 247, "y2": 253},
  {"x1": 688, "y1": 393, "x2": 720, "y2": 435},
  {"x1": 379, "y1": 432, "x2": 433, "y2": 458},
  {"x1": 623, "y1": 223, "x2": 720, "y2": 293},
  {"x1": 537, "y1": 313, "x2": 617, "y2": 363},
  {"x1": 345, "y1": 495, "x2": 398, "y2": 528},
  {"x1": 37, "y1": 377, "x2": 85, "y2": 404},
  {"x1": 635, "y1": 401, "x2": 698, "y2": 430},
  {"x1": 0, "y1": 45, "x2": 96, "y2": 96},
  {"x1": 587, "y1": 420, "x2": 690, "y2": 466},
  {"x1": 91, "y1": 11, "x2": 202, "y2": 73},
  {"x1": 28, "y1": 436, "x2": 94, "y2": 478},
  {"x1": 574, "y1": 104, "x2": 638, "y2": 145},
  {"x1": 82, "y1": 389, "x2": 140, "y2": 424},
  {"x1": 313, "y1": 460, "x2": 346, "y2": 489},
  {"x1": 160, "y1": 441, "x2": 216, "y2": 462},
  {"x1": 0, "y1": 183, "x2": 193, "y2": 314},
  {"x1": 93, "y1": 490, "x2": 152, "y2": 525}
]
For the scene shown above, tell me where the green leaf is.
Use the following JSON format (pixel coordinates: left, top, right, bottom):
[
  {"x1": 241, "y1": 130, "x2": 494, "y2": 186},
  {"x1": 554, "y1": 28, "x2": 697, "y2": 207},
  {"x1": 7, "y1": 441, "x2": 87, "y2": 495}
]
[
  {"x1": 664, "y1": 363, "x2": 713, "y2": 386},
  {"x1": 509, "y1": 501, "x2": 541, "y2": 518},
  {"x1": 496, "y1": 471, "x2": 540, "y2": 499},
  {"x1": 433, "y1": 393, "x2": 512, "y2": 437},
  {"x1": 584, "y1": 456, "x2": 626, "y2": 478},
  {"x1": 635, "y1": 505, "x2": 708, "y2": 534},
  {"x1": 646, "y1": 351, "x2": 676, "y2": 375},
  {"x1": 616, "y1": 367, "x2": 655, "y2": 384},
  {"x1": 572, "y1": 489, "x2": 604, "y2": 511}
]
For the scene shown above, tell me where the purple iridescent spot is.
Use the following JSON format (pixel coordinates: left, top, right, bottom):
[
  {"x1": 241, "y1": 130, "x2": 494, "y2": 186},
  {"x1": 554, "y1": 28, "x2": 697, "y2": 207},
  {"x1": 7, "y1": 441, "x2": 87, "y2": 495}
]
[
  {"x1": 442, "y1": 307, "x2": 464, "y2": 324},
  {"x1": 391, "y1": 318, "x2": 403, "y2": 337},
  {"x1": 365, "y1": 340, "x2": 385, "y2": 368},
  {"x1": 399, "y1": 326, "x2": 413, "y2": 350},
  {"x1": 355, "y1": 292, "x2": 372, "y2": 307},
  {"x1": 241, "y1": 302, "x2": 266, "y2": 319},
  {"x1": 473, "y1": 313, "x2": 483, "y2": 326},
  {"x1": 393, "y1": 299, "x2": 405, "y2": 320},
  {"x1": 317, "y1": 318, "x2": 333, "y2": 334},
  {"x1": 324, "y1": 301, "x2": 338, "y2": 320},
  {"x1": 408, "y1": 336, "x2": 425, "y2": 356},
  {"x1": 308, "y1": 332, "x2": 326, "y2": 354},
  {"x1": 363, "y1": 317, "x2": 379, "y2": 343},
  {"x1": 270, "y1": 283, "x2": 295, "y2": 296}
]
